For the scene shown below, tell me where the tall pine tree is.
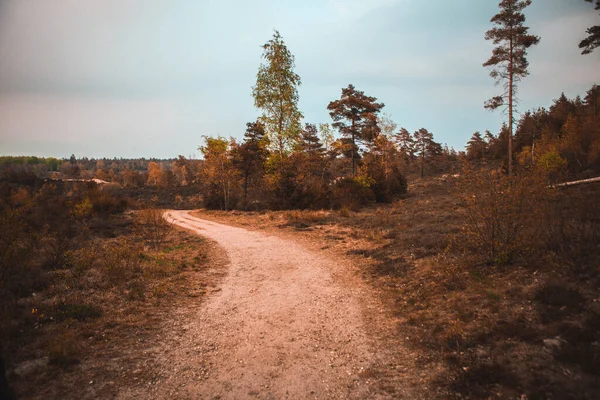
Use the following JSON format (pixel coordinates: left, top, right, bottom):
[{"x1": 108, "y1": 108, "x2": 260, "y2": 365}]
[
  {"x1": 327, "y1": 85, "x2": 384, "y2": 177},
  {"x1": 484, "y1": 0, "x2": 539, "y2": 177}
]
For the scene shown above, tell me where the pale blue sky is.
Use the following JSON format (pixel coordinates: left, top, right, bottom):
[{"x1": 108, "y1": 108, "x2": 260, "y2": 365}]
[{"x1": 0, "y1": 0, "x2": 598, "y2": 159}]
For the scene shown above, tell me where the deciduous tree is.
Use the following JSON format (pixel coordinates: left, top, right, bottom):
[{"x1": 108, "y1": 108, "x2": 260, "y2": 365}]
[
  {"x1": 318, "y1": 123, "x2": 335, "y2": 154},
  {"x1": 146, "y1": 162, "x2": 161, "y2": 186},
  {"x1": 199, "y1": 137, "x2": 239, "y2": 210},
  {"x1": 94, "y1": 169, "x2": 108, "y2": 181},
  {"x1": 252, "y1": 31, "x2": 303, "y2": 158},
  {"x1": 377, "y1": 113, "x2": 397, "y2": 138}
]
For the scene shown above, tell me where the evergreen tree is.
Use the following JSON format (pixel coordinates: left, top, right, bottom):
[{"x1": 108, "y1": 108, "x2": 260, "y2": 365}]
[
  {"x1": 466, "y1": 131, "x2": 487, "y2": 160},
  {"x1": 580, "y1": 0, "x2": 600, "y2": 54},
  {"x1": 295, "y1": 123, "x2": 329, "y2": 202},
  {"x1": 298, "y1": 123, "x2": 327, "y2": 178},
  {"x1": 514, "y1": 108, "x2": 546, "y2": 162},
  {"x1": 327, "y1": 85, "x2": 384, "y2": 176},
  {"x1": 414, "y1": 128, "x2": 442, "y2": 178},
  {"x1": 548, "y1": 93, "x2": 576, "y2": 134},
  {"x1": 234, "y1": 122, "x2": 269, "y2": 204},
  {"x1": 299, "y1": 123, "x2": 325, "y2": 156},
  {"x1": 483, "y1": 0, "x2": 540, "y2": 177},
  {"x1": 395, "y1": 128, "x2": 416, "y2": 165}
]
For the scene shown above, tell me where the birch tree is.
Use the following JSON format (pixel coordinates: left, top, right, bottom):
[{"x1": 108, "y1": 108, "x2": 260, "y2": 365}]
[{"x1": 252, "y1": 31, "x2": 303, "y2": 158}]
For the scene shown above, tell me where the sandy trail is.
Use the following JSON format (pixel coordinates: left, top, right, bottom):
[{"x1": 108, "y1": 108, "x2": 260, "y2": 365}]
[{"x1": 118, "y1": 210, "x2": 412, "y2": 399}]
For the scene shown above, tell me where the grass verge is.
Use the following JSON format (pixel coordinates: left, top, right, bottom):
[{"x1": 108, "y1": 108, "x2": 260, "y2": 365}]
[{"x1": 6, "y1": 213, "x2": 227, "y2": 400}]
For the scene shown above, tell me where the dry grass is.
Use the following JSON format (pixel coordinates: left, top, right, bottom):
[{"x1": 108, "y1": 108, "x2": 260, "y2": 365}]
[{"x1": 6, "y1": 213, "x2": 227, "y2": 400}]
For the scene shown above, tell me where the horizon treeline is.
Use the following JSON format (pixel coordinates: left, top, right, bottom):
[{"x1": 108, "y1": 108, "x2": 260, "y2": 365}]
[{"x1": 1, "y1": 83, "x2": 599, "y2": 209}]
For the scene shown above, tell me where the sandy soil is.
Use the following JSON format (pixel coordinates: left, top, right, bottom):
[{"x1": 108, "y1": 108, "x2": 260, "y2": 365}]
[{"x1": 118, "y1": 210, "x2": 423, "y2": 399}]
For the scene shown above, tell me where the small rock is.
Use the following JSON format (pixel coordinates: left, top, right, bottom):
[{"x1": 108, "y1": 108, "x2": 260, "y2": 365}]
[
  {"x1": 543, "y1": 337, "x2": 564, "y2": 350},
  {"x1": 474, "y1": 347, "x2": 489, "y2": 358}
]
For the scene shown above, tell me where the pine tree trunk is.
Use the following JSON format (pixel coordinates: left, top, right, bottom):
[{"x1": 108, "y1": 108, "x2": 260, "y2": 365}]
[
  {"x1": 508, "y1": 35, "x2": 514, "y2": 178},
  {"x1": 351, "y1": 119, "x2": 356, "y2": 177},
  {"x1": 278, "y1": 97, "x2": 284, "y2": 159},
  {"x1": 243, "y1": 169, "x2": 249, "y2": 203},
  {"x1": 420, "y1": 142, "x2": 425, "y2": 178}
]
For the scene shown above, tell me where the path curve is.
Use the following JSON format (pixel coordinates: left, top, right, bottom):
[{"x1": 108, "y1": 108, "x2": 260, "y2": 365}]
[{"x1": 119, "y1": 210, "x2": 405, "y2": 399}]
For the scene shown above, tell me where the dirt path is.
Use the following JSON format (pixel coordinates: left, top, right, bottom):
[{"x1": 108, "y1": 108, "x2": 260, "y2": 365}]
[{"x1": 118, "y1": 210, "x2": 420, "y2": 399}]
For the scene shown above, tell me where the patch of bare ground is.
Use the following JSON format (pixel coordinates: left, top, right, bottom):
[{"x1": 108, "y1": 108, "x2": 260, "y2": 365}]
[
  {"x1": 8, "y1": 215, "x2": 228, "y2": 400},
  {"x1": 192, "y1": 177, "x2": 600, "y2": 399}
]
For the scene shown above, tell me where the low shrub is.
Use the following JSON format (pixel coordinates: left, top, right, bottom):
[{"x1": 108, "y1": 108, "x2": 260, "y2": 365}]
[
  {"x1": 328, "y1": 176, "x2": 375, "y2": 210},
  {"x1": 453, "y1": 165, "x2": 550, "y2": 265},
  {"x1": 89, "y1": 187, "x2": 128, "y2": 215},
  {"x1": 97, "y1": 239, "x2": 143, "y2": 287},
  {"x1": 135, "y1": 208, "x2": 171, "y2": 249}
]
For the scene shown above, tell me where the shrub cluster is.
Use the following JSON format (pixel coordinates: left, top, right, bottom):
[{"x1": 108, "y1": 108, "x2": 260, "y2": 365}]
[{"x1": 454, "y1": 163, "x2": 600, "y2": 269}]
